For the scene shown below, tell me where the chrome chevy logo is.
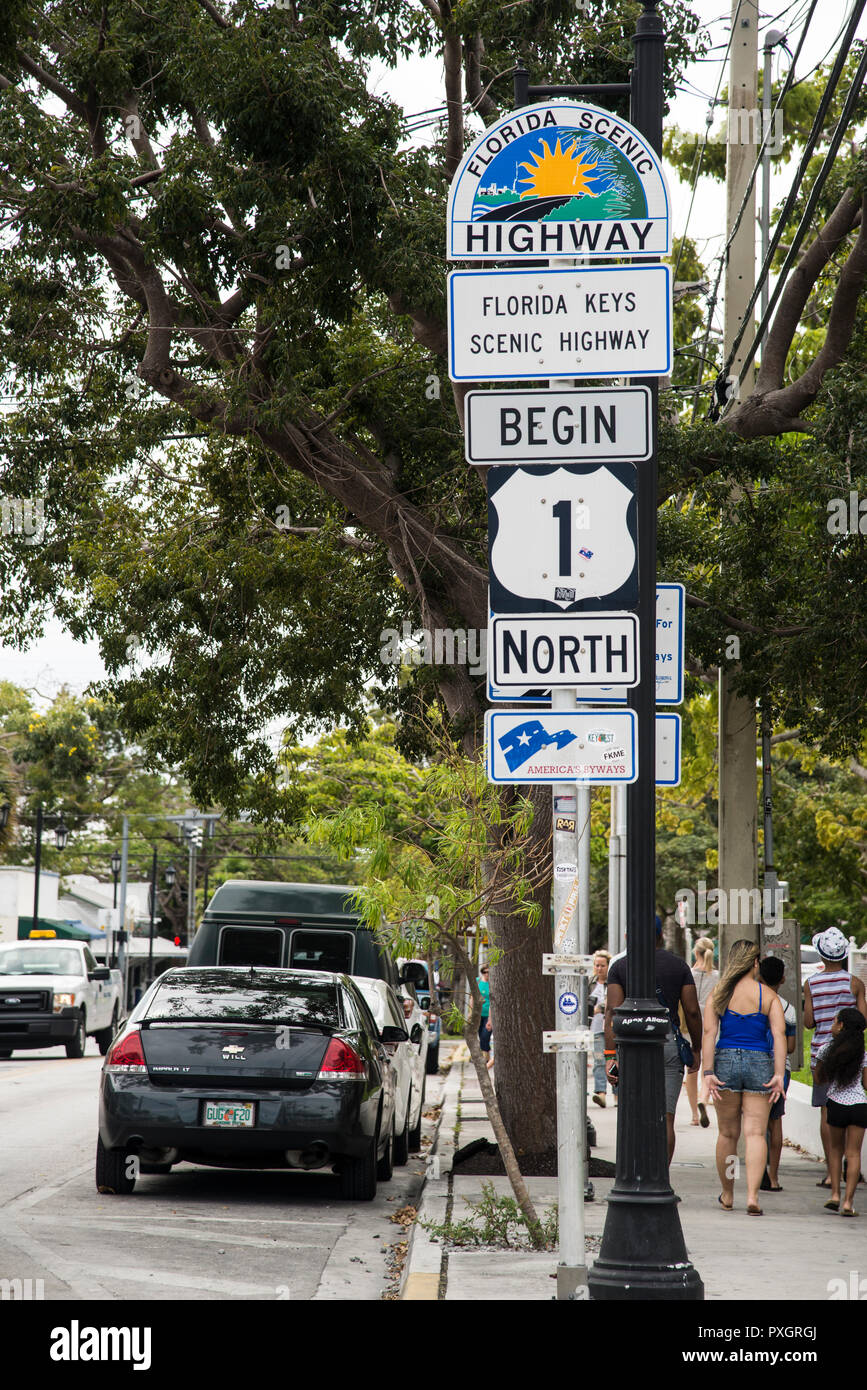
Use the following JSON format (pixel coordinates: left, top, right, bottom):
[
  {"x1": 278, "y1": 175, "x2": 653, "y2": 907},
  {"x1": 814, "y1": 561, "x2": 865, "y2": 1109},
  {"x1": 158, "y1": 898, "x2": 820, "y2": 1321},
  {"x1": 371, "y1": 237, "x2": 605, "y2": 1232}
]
[{"x1": 222, "y1": 1045, "x2": 245, "y2": 1059}]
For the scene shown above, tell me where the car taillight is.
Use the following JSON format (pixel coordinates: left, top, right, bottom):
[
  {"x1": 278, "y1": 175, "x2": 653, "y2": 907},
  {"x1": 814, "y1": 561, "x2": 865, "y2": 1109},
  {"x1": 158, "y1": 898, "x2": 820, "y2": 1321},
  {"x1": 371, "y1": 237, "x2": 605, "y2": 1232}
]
[
  {"x1": 402, "y1": 998, "x2": 414, "y2": 1020},
  {"x1": 318, "y1": 1037, "x2": 366, "y2": 1080},
  {"x1": 105, "y1": 1029, "x2": 147, "y2": 1073}
]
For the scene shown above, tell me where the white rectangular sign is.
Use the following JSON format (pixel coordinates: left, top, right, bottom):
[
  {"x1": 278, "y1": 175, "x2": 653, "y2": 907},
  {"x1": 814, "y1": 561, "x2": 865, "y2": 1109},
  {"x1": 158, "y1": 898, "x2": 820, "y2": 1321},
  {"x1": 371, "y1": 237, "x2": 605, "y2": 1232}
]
[
  {"x1": 490, "y1": 613, "x2": 638, "y2": 689},
  {"x1": 486, "y1": 709, "x2": 637, "y2": 784},
  {"x1": 656, "y1": 712, "x2": 682, "y2": 787},
  {"x1": 448, "y1": 265, "x2": 672, "y2": 382},
  {"x1": 573, "y1": 583, "x2": 685, "y2": 705},
  {"x1": 465, "y1": 387, "x2": 651, "y2": 464},
  {"x1": 487, "y1": 584, "x2": 685, "y2": 704}
]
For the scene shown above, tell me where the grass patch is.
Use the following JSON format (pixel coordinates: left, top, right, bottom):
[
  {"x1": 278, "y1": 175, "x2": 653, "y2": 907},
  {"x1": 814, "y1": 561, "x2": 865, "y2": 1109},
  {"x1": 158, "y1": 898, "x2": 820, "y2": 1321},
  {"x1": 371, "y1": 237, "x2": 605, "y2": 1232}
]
[
  {"x1": 423, "y1": 1181, "x2": 558, "y2": 1250},
  {"x1": 791, "y1": 1028, "x2": 813, "y2": 1085}
]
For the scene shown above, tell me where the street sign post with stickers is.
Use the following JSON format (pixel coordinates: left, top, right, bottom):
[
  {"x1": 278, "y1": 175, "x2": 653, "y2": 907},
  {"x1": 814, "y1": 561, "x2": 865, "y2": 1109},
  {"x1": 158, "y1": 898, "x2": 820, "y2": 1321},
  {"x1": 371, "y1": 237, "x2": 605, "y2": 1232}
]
[{"x1": 446, "y1": 24, "x2": 700, "y2": 1302}]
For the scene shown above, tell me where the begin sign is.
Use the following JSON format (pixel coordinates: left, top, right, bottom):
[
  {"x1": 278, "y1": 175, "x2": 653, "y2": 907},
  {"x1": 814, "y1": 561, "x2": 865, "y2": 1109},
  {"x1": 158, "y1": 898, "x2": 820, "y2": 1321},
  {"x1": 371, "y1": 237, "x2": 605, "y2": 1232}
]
[{"x1": 465, "y1": 387, "x2": 651, "y2": 464}]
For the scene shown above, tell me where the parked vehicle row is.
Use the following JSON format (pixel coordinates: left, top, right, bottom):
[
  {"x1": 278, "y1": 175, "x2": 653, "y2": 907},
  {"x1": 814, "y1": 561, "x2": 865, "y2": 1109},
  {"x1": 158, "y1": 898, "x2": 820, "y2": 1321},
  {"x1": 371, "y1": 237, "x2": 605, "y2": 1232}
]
[{"x1": 0, "y1": 939, "x2": 123, "y2": 1059}]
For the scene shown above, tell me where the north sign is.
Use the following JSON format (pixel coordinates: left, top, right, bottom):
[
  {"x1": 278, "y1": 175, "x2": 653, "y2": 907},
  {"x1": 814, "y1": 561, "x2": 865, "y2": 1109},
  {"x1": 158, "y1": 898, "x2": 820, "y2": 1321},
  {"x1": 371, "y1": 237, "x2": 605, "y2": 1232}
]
[
  {"x1": 571, "y1": 583, "x2": 685, "y2": 704},
  {"x1": 490, "y1": 613, "x2": 638, "y2": 689},
  {"x1": 448, "y1": 265, "x2": 672, "y2": 381},
  {"x1": 447, "y1": 101, "x2": 671, "y2": 261},
  {"x1": 488, "y1": 463, "x2": 637, "y2": 613},
  {"x1": 486, "y1": 709, "x2": 637, "y2": 785},
  {"x1": 465, "y1": 387, "x2": 651, "y2": 465}
]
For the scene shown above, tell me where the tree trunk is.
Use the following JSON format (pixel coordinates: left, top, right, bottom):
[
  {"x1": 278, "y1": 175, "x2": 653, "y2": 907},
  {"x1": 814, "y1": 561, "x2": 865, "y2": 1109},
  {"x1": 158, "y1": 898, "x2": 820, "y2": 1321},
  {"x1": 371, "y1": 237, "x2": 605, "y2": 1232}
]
[{"x1": 486, "y1": 896, "x2": 557, "y2": 1154}]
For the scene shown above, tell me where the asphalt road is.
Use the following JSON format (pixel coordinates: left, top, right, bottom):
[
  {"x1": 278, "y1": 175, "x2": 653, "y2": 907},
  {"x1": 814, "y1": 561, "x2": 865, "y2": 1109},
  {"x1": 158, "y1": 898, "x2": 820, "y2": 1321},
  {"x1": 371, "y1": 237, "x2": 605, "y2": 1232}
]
[{"x1": 0, "y1": 1040, "x2": 435, "y2": 1301}]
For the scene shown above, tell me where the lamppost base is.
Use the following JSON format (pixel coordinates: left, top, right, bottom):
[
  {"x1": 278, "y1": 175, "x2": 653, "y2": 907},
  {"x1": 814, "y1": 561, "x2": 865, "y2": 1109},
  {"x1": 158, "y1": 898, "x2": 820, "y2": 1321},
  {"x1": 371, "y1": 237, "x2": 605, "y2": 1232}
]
[
  {"x1": 557, "y1": 1264, "x2": 589, "y2": 1301},
  {"x1": 587, "y1": 1191, "x2": 704, "y2": 1300}
]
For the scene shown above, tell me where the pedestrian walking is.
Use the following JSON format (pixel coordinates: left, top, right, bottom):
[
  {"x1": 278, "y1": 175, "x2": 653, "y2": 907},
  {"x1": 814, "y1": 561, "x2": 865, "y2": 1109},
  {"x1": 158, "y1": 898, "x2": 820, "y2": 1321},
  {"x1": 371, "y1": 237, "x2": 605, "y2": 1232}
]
[
  {"x1": 758, "y1": 956, "x2": 797, "y2": 1192},
  {"x1": 589, "y1": 950, "x2": 611, "y2": 1107},
  {"x1": 686, "y1": 937, "x2": 717, "y2": 1127},
  {"x1": 604, "y1": 917, "x2": 702, "y2": 1162},
  {"x1": 477, "y1": 964, "x2": 493, "y2": 1064},
  {"x1": 804, "y1": 927, "x2": 867, "y2": 1190},
  {"x1": 814, "y1": 1008, "x2": 867, "y2": 1216},
  {"x1": 702, "y1": 939, "x2": 786, "y2": 1215}
]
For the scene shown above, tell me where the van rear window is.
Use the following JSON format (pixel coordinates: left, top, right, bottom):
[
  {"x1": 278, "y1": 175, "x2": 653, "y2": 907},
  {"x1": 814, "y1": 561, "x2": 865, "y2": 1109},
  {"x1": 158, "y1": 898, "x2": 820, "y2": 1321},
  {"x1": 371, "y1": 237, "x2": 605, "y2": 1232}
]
[
  {"x1": 289, "y1": 931, "x2": 354, "y2": 974},
  {"x1": 219, "y1": 927, "x2": 284, "y2": 967}
]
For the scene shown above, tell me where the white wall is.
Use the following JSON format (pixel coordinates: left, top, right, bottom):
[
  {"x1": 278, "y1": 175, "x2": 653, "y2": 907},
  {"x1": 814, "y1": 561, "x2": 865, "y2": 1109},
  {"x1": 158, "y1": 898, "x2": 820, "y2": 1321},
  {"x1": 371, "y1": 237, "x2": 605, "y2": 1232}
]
[{"x1": 0, "y1": 866, "x2": 60, "y2": 942}]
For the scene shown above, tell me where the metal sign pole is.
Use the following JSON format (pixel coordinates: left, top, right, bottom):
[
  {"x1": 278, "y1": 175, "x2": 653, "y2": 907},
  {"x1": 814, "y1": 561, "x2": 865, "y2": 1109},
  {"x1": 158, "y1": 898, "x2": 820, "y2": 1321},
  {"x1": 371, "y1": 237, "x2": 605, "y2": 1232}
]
[
  {"x1": 588, "y1": 0, "x2": 703, "y2": 1301},
  {"x1": 549, "y1": 687, "x2": 586, "y2": 1299}
]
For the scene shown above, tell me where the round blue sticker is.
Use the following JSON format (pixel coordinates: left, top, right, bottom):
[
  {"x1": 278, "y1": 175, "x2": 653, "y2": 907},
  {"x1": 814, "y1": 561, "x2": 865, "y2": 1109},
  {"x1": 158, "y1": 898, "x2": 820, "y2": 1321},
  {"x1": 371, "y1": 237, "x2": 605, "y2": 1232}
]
[{"x1": 558, "y1": 992, "x2": 579, "y2": 1016}]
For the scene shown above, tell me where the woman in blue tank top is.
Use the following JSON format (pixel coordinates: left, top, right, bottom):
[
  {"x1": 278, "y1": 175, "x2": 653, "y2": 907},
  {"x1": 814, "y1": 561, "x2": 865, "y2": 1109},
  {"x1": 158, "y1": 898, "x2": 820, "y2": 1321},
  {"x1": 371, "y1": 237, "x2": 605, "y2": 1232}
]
[{"x1": 701, "y1": 939, "x2": 786, "y2": 1215}]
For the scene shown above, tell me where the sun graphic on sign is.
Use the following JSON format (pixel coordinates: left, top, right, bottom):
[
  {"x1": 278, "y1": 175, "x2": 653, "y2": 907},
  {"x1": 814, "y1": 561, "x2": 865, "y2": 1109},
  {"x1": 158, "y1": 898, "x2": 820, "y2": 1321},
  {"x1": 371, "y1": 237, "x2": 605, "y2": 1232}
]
[{"x1": 517, "y1": 137, "x2": 601, "y2": 200}]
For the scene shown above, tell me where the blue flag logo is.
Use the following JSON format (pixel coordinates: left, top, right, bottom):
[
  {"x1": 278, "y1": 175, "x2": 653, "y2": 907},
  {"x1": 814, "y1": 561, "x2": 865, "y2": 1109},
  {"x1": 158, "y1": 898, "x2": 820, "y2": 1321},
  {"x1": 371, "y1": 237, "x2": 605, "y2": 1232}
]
[{"x1": 497, "y1": 719, "x2": 578, "y2": 772}]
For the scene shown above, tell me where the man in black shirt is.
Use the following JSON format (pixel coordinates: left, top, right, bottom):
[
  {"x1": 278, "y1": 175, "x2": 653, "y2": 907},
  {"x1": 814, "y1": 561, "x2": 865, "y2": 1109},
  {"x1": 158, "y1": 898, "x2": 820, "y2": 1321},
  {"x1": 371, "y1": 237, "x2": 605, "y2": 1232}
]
[{"x1": 604, "y1": 918, "x2": 702, "y2": 1162}]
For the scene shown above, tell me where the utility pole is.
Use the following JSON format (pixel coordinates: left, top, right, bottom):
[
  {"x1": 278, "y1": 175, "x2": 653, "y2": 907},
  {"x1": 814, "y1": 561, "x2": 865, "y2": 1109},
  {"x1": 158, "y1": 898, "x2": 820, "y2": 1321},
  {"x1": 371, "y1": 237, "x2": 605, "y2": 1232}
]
[{"x1": 718, "y1": 0, "x2": 759, "y2": 965}]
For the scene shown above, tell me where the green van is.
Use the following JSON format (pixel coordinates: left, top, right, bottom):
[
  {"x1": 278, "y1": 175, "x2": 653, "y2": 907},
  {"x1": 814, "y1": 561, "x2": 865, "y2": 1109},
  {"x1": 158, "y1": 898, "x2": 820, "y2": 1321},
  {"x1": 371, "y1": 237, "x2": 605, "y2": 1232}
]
[{"x1": 186, "y1": 881, "x2": 421, "y2": 991}]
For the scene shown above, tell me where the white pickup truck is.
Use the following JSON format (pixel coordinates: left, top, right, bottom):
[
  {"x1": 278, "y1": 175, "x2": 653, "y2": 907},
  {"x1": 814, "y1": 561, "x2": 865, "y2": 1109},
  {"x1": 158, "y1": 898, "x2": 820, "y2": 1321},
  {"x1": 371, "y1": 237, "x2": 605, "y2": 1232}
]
[{"x1": 0, "y1": 939, "x2": 123, "y2": 1058}]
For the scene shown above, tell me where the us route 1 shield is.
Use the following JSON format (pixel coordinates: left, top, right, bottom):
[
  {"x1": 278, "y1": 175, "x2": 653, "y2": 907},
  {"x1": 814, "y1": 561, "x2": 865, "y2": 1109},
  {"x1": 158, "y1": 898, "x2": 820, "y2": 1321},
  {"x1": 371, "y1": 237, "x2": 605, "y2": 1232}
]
[
  {"x1": 448, "y1": 264, "x2": 671, "y2": 382},
  {"x1": 488, "y1": 463, "x2": 637, "y2": 613},
  {"x1": 447, "y1": 100, "x2": 671, "y2": 261},
  {"x1": 486, "y1": 709, "x2": 637, "y2": 784},
  {"x1": 489, "y1": 613, "x2": 638, "y2": 688},
  {"x1": 465, "y1": 386, "x2": 651, "y2": 465}
]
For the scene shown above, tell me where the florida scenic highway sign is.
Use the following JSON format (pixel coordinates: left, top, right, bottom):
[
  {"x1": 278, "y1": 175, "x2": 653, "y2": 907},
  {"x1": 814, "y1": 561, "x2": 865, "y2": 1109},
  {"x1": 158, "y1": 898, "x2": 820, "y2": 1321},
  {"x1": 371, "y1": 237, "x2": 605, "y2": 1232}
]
[
  {"x1": 447, "y1": 101, "x2": 670, "y2": 261},
  {"x1": 488, "y1": 463, "x2": 637, "y2": 613}
]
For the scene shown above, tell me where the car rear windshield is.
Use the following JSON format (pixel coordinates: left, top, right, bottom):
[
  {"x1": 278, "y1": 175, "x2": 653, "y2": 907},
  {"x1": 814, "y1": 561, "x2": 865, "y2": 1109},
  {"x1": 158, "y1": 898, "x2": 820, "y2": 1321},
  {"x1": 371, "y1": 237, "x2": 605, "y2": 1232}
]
[
  {"x1": 143, "y1": 971, "x2": 341, "y2": 1027},
  {"x1": 0, "y1": 947, "x2": 82, "y2": 975}
]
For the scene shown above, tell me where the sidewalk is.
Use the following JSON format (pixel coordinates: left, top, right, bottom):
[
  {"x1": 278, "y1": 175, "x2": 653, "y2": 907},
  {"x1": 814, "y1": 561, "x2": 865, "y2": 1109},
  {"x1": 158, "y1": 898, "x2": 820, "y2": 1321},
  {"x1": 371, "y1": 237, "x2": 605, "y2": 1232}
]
[{"x1": 402, "y1": 1042, "x2": 857, "y2": 1301}]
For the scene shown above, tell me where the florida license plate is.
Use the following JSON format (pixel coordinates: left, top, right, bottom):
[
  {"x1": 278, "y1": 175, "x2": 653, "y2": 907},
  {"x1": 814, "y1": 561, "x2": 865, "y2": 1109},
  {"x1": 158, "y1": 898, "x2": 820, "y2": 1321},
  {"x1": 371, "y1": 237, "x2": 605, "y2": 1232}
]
[{"x1": 202, "y1": 1101, "x2": 256, "y2": 1128}]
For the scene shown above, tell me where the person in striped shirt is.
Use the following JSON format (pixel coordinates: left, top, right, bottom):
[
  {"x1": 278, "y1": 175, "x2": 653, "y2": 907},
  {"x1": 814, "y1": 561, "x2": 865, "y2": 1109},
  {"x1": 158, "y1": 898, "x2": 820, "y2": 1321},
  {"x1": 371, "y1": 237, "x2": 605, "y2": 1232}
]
[{"x1": 804, "y1": 927, "x2": 867, "y2": 1189}]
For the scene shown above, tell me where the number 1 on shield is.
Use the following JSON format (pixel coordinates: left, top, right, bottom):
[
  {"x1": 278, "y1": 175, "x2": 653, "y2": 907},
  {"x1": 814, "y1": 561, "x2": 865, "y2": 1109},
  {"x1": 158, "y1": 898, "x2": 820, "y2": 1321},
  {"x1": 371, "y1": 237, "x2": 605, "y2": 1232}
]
[{"x1": 552, "y1": 499, "x2": 571, "y2": 575}]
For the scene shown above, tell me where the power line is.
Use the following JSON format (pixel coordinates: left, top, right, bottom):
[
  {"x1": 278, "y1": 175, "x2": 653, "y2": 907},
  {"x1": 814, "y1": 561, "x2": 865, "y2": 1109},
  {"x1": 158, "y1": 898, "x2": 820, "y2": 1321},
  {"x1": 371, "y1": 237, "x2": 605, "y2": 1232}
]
[
  {"x1": 691, "y1": 0, "x2": 823, "y2": 416},
  {"x1": 717, "y1": 0, "x2": 867, "y2": 398},
  {"x1": 730, "y1": 35, "x2": 867, "y2": 395}
]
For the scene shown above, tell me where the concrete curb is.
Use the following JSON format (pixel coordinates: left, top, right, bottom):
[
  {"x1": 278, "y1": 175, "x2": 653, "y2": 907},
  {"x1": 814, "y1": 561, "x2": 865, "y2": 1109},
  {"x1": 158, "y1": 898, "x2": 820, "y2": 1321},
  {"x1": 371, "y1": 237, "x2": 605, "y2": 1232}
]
[{"x1": 400, "y1": 1044, "x2": 467, "y2": 1299}]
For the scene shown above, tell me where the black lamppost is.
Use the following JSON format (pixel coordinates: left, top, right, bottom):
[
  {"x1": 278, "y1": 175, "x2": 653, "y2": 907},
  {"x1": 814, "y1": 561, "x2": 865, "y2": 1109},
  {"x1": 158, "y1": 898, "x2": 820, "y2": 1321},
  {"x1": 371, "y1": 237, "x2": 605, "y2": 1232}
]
[
  {"x1": 0, "y1": 802, "x2": 10, "y2": 833},
  {"x1": 110, "y1": 850, "x2": 121, "y2": 909},
  {"x1": 588, "y1": 1, "x2": 702, "y2": 1301},
  {"x1": 32, "y1": 807, "x2": 70, "y2": 932}
]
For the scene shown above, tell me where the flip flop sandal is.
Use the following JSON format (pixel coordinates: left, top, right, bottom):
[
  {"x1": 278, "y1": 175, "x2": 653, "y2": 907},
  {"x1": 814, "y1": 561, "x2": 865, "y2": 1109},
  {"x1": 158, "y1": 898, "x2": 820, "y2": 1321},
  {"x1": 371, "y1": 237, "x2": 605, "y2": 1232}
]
[
  {"x1": 824, "y1": 1199, "x2": 840, "y2": 1211},
  {"x1": 718, "y1": 1194, "x2": 733, "y2": 1211},
  {"x1": 842, "y1": 1209, "x2": 858, "y2": 1217},
  {"x1": 697, "y1": 1102, "x2": 710, "y2": 1129},
  {"x1": 747, "y1": 1204, "x2": 763, "y2": 1216},
  {"x1": 817, "y1": 1177, "x2": 832, "y2": 1188},
  {"x1": 769, "y1": 1185, "x2": 783, "y2": 1192}
]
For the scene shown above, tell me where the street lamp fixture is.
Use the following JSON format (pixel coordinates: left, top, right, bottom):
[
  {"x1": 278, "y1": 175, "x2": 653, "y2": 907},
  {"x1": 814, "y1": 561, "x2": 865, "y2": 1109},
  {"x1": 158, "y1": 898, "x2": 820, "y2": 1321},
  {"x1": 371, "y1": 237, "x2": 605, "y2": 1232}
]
[
  {"x1": 164, "y1": 863, "x2": 176, "y2": 889},
  {"x1": 54, "y1": 818, "x2": 69, "y2": 852},
  {"x1": 0, "y1": 802, "x2": 10, "y2": 832}
]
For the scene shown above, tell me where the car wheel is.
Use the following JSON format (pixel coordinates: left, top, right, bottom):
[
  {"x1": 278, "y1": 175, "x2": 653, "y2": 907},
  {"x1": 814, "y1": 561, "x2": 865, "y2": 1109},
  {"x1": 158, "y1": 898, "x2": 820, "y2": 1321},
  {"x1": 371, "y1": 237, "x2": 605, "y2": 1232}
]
[
  {"x1": 393, "y1": 1101, "x2": 410, "y2": 1166},
  {"x1": 95, "y1": 1136, "x2": 137, "y2": 1194},
  {"x1": 425, "y1": 1040, "x2": 439, "y2": 1074},
  {"x1": 339, "y1": 1129, "x2": 377, "y2": 1202},
  {"x1": 377, "y1": 1116, "x2": 395, "y2": 1181},
  {"x1": 65, "y1": 1011, "x2": 86, "y2": 1059},
  {"x1": 408, "y1": 1076, "x2": 425, "y2": 1151},
  {"x1": 96, "y1": 1004, "x2": 119, "y2": 1057}
]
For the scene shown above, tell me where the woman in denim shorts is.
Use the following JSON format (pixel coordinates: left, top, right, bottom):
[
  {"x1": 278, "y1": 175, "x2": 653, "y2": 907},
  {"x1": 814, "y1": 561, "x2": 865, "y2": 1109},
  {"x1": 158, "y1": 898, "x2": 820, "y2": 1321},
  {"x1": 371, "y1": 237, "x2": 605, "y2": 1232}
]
[{"x1": 701, "y1": 939, "x2": 786, "y2": 1215}]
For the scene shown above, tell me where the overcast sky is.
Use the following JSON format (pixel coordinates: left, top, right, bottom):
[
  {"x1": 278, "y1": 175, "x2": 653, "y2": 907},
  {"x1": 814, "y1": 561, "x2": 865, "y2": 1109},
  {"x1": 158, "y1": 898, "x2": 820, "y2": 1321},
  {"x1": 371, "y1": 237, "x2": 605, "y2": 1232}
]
[{"x1": 2, "y1": 0, "x2": 861, "y2": 703}]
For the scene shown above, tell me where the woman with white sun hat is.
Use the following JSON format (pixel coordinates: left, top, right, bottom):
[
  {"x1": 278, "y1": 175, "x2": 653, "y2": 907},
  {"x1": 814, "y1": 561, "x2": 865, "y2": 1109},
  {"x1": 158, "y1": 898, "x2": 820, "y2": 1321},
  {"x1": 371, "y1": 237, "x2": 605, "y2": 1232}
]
[{"x1": 804, "y1": 927, "x2": 867, "y2": 1192}]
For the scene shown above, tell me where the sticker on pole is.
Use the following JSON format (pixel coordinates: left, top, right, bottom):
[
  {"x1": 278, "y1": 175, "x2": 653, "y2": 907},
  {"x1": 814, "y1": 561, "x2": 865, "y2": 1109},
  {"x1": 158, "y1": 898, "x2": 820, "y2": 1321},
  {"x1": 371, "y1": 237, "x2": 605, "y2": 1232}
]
[
  {"x1": 447, "y1": 101, "x2": 671, "y2": 261},
  {"x1": 485, "y1": 709, "x2": 637, "y2": 784},
  {"x1": 558, "y1": 992, "x2": 580, "y2": 1016}
]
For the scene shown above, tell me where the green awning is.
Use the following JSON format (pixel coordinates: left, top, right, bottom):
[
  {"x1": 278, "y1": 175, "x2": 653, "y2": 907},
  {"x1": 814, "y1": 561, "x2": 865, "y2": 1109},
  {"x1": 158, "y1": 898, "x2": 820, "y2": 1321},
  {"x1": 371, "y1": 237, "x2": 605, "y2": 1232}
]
[{"x1": 18, "y1": 916, "x2": 92, "y2": 941}]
